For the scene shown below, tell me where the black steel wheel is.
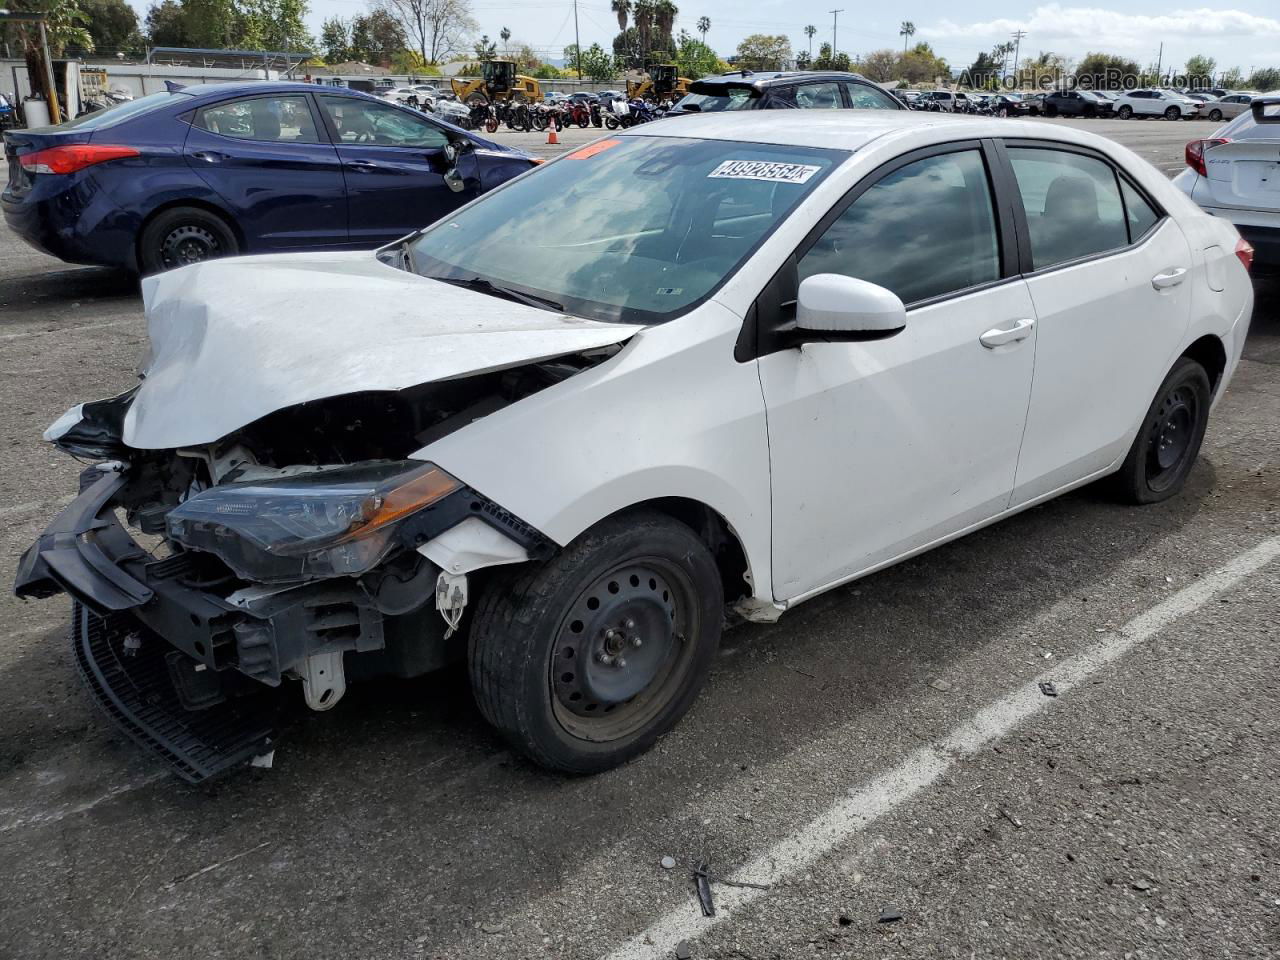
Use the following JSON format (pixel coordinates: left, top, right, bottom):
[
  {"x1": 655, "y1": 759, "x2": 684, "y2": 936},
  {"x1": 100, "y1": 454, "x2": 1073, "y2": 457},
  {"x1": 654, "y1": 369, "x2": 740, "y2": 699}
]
[
  {"x1": 1111, "y1": 357, "x2": 1212, "y2": 504},
  {"x1": 469, "y1": 511, "x2": 723, "y2": 773},
  {"x1": 139, "y1": 206, "x2": 238, "y2": 275}
]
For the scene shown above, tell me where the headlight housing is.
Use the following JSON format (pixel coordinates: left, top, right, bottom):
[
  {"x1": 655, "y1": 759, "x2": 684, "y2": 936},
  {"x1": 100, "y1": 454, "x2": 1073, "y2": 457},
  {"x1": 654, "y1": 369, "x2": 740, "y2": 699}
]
[{"x1": 166, "y1": 461, "x2": 460, "y2": 582}]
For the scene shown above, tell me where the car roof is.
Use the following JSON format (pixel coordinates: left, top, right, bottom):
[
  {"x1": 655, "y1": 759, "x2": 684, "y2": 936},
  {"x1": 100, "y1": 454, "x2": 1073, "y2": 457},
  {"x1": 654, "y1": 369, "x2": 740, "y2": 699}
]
[
  {"x1": 618, "y1": 109, "x2": 1134, "y2": 155},
  {"x1": 173, "y1": 81, "x2": 376, "y2": 101},
  {"x1": 696, "y1": 70, "x2": 876, "y2": 88}
]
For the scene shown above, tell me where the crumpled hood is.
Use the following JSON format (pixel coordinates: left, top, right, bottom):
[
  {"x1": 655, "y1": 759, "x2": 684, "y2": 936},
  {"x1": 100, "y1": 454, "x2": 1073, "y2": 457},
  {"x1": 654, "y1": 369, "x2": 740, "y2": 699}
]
[{"x1": 125, "y1": 252, "x2": 641, "y2": 449}]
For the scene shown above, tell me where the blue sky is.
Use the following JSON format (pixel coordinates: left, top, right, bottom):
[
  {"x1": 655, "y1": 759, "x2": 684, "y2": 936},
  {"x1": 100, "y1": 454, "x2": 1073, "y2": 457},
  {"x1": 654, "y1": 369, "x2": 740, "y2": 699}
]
[{"x1": 125, "y1": 0, "x2": 1280, "y2": 74}]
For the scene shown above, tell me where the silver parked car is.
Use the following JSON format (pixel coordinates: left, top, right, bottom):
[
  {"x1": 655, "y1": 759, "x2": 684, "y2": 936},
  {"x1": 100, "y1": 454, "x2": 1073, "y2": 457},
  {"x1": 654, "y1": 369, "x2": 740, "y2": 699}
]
[{"x1": 1204, "y1": 93, "x2": 1259, "y2": 123}]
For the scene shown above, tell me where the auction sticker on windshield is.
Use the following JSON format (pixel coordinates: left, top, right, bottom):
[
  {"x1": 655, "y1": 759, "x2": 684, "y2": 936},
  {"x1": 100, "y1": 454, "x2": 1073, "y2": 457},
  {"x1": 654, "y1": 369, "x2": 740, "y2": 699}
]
[{"x1": 708, "y1": 160, "x2": 822, "y2": 184}]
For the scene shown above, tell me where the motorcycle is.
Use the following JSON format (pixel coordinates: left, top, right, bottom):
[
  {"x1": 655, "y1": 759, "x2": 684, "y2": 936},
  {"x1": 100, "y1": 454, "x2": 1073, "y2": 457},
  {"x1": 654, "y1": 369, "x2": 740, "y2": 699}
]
[{"x1": 565, "y1": 100, "x2": 591, "y2": 128}]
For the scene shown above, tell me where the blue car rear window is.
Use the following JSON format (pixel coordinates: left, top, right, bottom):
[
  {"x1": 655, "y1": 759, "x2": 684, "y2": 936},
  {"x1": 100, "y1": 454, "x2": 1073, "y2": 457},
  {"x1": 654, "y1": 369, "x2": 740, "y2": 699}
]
[{"x1": 57, "y1": 91, "x2": 192, "y2": 131}]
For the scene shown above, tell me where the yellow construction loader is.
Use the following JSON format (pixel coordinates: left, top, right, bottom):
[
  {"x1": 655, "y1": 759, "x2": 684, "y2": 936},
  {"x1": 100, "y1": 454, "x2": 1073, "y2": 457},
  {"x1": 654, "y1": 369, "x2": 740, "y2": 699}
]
[
  {"x1": 450, "y1": 60, "x2": 542, "y2": 103},
  {"x1": 626, "y1": 63, "x2": 690, "y2": 101}
]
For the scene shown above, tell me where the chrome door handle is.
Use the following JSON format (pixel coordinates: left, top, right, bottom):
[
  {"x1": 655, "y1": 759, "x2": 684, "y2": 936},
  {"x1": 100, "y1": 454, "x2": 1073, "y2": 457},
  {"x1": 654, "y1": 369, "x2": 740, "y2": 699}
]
[
  {"x1": 1151, "y1": 267, "x2": 1187, "y2": 289},
  {"x1": 347, "y1": 159, "x2": 378, "y2": 171},
  {"x1": 979, "y1": 318, "x2": 1035, "y2": 348},
  {"x1": 189, "y1": 151, "x2": 227, "y2": 162}
]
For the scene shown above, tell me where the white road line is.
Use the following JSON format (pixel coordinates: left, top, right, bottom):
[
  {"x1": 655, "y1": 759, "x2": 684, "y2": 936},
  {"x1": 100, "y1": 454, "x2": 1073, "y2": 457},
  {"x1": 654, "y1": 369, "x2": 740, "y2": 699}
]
[
  {"x1": 0, "y1": 318, "x2": 137, "y2": 342},
  {"x1": 0, "y1": 496, "x2": 72, "y2": 520},
  {"x1": 604, "y1": 535, "x2": 1280, "y2": 960}
]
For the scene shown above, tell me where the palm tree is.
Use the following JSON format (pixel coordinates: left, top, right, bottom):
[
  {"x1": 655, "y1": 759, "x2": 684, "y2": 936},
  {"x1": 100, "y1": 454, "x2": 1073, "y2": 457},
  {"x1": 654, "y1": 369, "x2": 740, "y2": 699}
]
[
  {"x1": 499, "y1": 26, "x2": 510, "y2": 57},
  {"x1": 633, "y1": 0, "x2": 655, "y2": 63},
  {"x1": 611, "y1": 0, "x2": 631, "y2": 33},
  {"x1": 697, "y1": 16, "x2": 710, "y2": 43},
  {"x1": 804, "y1": 24, "x2": 816, "y2": 57},
  {"x1": 654, "y1": 0, "x2": 678, "y2": 56},
  {"x1": 899, "y1": 20, "x2": 915, "y2": 54}
]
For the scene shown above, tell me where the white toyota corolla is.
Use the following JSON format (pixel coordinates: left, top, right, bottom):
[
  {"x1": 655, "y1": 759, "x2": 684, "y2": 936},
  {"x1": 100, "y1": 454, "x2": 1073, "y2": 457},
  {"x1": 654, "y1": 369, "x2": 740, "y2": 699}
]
[{"x1": 16, "y1": 112, "x2": 1255, "y2": 781}]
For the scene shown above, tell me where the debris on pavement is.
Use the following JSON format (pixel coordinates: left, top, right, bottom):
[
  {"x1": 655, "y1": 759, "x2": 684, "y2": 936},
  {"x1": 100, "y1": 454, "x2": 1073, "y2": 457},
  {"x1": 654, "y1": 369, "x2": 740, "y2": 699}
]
[
  {"x1": 674, "y1": 941, "x2": 693, "y2": 960},
  {"x1": 1132, "y1": 878, "x2": 1153, "y2": 891},
  {"x1": 878, "y1": 904, "x2": 904, "y2": 923},
  {"x1": 250, "y1": 750, "x2": 275, "y2": 769},
  {"x1": 695, "y1": 861, "x2": 716, "y2": 917},
  {"x1": 999, "y1": 808, "x2": 1023, "y2": 829},
  {"x1": 1039, "y1": 680, "x2": 1059, "y2": 697},
  {"x1": 928, "y1": 678, "x2": 952, "y2": 692},
  {"x1": 480, "y1": 922, "x2": 507, "y2": 934},
  {"x1": 660, "y1": 855, "x2": 677, "y2": 870}
]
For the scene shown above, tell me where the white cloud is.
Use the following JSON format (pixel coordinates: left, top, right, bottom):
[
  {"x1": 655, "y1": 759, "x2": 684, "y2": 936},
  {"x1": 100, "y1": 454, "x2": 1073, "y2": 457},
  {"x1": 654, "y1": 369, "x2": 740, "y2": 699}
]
[{"x1": 920, "y1": 4, "x2": 1280, "y2": 52}]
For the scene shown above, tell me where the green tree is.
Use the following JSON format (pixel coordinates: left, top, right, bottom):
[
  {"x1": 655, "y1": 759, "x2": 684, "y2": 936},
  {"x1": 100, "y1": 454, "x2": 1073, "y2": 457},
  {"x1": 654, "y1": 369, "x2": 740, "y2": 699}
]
[
  {"x1": 632, "y1": 0, "x2": 654, "y2": 63},
  {"x1": 734, "y1": 33, "x2": 790, "y2": 71},
  {"x1": 899, "y1": 42, "x2": 947, "y2": 84},
  {"x1": 499, "y1": 25, "x2": 510, "y2": 53},
  {"x1": 1218, "y1": 65, "x2": 1243, "y2": 88},
  {"x1": 350, "y1": 9, "x2": 405, "y2": 64},
  {"x1": 963, "y1": 51, "x2": 999, "y2": 90},
  {"x1": 899, "y1": 20, "x2": 914, "y2": 54},
  {"x1": 654, "y1": 0, "x2": 677, "y2": 57},
  {"x1": 145, "y1": 0, "x2": 189, "y2": 45},
  {"x1": 69, "y1": 0, "x2": 139, "y2": 55},
  {"x1": 1249, "y1": 67, "x2": 1280, "y2": 92},
  {"x1": 611, "y1": 0, "x2": 629, "y2": 31},
  {"x1": 577, "y1": 42, "x2": 618, "y2": 82},
  {"x1": 473, "y1": 33, "x2": 496, "y2": 59},
  {"x1": 803, "y1": 24, "x2": 816, "y2": 57},
  {"x1": 859, "y1": 48, "x2": 897, "y2": 82},
  {"x1": 319, "y1": 15, "x2": 350, "y2": 62},
  {"x1": 1183, "y1": 54, "x2": 1215, "y2": 86},
  {"x1": 674, "y1": 30, "x2": 717, "y2": 78},
  {"x1": 1074, "y1": 51, "x2": 1141, "y2": 90},
  {"x1": 813, "y1": 40, "x2": 832, "y2": 70},
  {"x1": 696, "y1": 16, "x2": 709, "y2": 42}
]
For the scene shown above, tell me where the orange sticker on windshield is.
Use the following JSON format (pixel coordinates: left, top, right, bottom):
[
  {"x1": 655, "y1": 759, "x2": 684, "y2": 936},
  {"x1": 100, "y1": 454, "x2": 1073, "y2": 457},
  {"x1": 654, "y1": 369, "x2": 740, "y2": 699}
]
[{"x1": 567, "y1": 139, "x2": 622, "y2": 159}]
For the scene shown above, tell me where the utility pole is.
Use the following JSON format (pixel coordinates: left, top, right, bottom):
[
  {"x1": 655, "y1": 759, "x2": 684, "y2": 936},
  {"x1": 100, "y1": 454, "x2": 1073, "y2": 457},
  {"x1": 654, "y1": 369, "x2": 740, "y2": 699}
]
[
  {"x1": 573, "y1": 0, "x2": 582, "y2": 80},
  {"x1": 1154, "y1": 42, "x2": 1163, "y2": 84},
  {"x1": 1010, "y1": 29, "x2": 1026, "y2": 83},
  {"x1": 830, "y1": 9, "x2": 843, "y2": 59}
]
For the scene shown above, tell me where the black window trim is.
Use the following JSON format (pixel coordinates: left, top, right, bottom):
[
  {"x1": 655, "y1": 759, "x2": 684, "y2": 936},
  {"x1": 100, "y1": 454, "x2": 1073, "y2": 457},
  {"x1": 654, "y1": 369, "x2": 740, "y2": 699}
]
[
  {"x1": 186, "y1": 91, "x2": 330, "y2": 146},
  {"x1": 736, "y1": 138, "x2": 1018, "y2": 361},
  {"x1": 315, "y1": 92, "x2": 451, "y2": 152},
  {"x1": 993, "y1": 138, "x2": 1169, "y2": 277}
]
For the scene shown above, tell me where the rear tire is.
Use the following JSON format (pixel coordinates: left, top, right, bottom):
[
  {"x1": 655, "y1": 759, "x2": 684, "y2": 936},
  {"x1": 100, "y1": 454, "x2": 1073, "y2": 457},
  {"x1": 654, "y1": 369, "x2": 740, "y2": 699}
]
[
  {"x1": 1117, "y1": 105, "x2": 1133, "y2": 119},
  {"x1": 1110, "y1": 357, "x2": 1211, "y2": 504},
  {"x1": 468, "y1": 511, "x2": 723, "y2": 774},
  {"x1": 138, "y1": 206, "x2": 238, "y2": 275},
  {"x1": 1045, "y1": 105, "x2": 1058, "y2": 118},
  {"x1": 1164, "y1": 106, "x2": 1181, "y2": 120}
]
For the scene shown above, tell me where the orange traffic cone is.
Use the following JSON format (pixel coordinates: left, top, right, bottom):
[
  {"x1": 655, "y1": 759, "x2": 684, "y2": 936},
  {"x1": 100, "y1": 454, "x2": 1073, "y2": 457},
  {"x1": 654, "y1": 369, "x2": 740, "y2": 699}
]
[{"x1": 547, "y1": 115, "x2": 559, "y2": 145}]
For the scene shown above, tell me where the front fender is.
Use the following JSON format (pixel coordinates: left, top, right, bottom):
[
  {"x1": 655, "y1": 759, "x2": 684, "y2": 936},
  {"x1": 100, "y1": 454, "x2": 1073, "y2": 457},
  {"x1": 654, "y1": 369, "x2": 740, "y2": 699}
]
[{"x1": 415, "y1": 301, "x2": 776, "y2": 603}]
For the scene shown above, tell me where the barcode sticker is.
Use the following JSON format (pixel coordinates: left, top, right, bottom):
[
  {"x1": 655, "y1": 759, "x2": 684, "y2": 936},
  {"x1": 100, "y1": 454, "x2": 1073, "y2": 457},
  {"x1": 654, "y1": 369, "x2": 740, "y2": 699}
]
[{"x1": 707, "y1": 160, "x2": 822, "y2": 184}]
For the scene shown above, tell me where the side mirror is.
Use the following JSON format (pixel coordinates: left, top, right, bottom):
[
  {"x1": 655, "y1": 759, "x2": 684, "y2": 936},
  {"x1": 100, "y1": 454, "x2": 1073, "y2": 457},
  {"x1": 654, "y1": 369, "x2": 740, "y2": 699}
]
[
  {"x1": 793, "y1": 273, "x2": 907, "y2": 342},
  {"x1": 442, "y1": 139, "x2": 471, "y2": 192}
]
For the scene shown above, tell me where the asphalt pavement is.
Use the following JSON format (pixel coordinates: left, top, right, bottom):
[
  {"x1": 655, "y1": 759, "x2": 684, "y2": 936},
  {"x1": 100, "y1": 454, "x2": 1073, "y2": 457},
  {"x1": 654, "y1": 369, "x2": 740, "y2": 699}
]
[{"x1": 1, "y1": 116, "x2": 1278, "y2": 960}]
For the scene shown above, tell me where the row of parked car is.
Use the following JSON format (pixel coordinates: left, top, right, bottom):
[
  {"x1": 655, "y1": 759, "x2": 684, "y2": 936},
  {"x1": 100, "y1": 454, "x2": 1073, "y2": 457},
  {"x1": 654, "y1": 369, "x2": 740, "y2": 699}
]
[{"x1": 904, "y1": 87, "x2": 1265, "y2": 122}]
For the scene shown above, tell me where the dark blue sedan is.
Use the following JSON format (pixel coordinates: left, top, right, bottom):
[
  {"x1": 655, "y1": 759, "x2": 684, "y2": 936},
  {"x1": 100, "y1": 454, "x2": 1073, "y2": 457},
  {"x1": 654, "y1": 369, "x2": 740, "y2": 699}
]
[{"x1": 1, "y1": 82, "x2": 538, "y2": 274}]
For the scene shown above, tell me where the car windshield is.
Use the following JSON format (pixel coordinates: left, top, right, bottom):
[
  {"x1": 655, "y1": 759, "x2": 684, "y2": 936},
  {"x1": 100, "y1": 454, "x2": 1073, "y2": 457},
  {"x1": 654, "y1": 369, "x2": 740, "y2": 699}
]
[
  {"x1": 408, "y1": 135, "x2": 844, "y2": 323},
  {"x1": 675, "y1": 85, "x2": 758, "y2": 112},
  {"x1": 55, "y1": 90, "x2": 189, "y2": 130}
]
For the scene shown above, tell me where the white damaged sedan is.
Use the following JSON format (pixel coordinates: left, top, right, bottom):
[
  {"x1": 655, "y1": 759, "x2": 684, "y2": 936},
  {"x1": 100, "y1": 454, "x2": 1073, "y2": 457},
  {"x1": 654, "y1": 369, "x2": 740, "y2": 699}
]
[{"x1": 17, "y1": 112, "x2": 1254, "y2": 780}]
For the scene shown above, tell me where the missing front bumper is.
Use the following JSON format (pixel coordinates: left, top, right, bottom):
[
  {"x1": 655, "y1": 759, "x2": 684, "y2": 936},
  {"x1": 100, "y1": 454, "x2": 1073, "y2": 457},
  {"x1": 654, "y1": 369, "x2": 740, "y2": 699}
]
[{"x1": 72, "y1": 601, "x2": 281, "y2": 783}]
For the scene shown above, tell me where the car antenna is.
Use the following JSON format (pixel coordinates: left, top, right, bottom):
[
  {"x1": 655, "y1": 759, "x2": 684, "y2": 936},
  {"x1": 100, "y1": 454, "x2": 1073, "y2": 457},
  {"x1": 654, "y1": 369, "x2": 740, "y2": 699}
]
[{"x1": 164, "y1": 80, "x2": 187, "y2": 93}]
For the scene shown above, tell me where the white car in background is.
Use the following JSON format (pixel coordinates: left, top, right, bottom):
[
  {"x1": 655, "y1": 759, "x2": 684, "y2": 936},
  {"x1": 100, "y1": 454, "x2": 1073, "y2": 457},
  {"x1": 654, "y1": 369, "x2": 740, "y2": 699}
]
[
  {"x1": 1175, "y1": 96, "x2": 1280, "y2": 271},
  {"x1": 16, "y1": 112, "x2": 1254, "y2": 781},
  {"x1": 1203, "y1": 93, "x2": 1259, "y2": 123},
  {"x1": 1115, "y1": 88, "x2": 1203, "y2": 120}
]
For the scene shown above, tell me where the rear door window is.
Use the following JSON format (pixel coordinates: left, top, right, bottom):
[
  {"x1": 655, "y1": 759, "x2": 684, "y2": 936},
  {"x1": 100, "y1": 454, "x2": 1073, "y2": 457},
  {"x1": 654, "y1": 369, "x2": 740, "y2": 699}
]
[
  {"x1": 1006, "y1": 147, "x2": 1129, "y2": 269},
  {"x1": 794, "y1": 83, "x2": 843, "y2": 109},
  {"x1": 195, "y1": 95, "x2": 321, "y2": 143}
]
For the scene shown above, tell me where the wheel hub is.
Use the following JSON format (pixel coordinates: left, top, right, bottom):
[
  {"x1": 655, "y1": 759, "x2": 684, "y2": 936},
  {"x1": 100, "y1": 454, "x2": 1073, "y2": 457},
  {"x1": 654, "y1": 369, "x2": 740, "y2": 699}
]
[
  {"x1": 553, "y1": 564, "x2": 679, "y2": 718},
  {"x1": 162, "y1": 224, "x2": 219, "y2": 267},
  {"x1": 1148, "y1": 387, "x2": 1195, "y2": 476}
]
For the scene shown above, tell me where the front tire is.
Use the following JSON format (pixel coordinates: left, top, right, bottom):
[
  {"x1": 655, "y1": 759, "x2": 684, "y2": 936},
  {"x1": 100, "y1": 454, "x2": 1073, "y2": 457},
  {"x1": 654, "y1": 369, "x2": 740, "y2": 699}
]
[
  {"x1": 138, "y1": 206, "x2": 238, "y2": 275},
  {"x1": 1111, "y1": 357, "x2": 1211, "y2": 504},
  {"x1": 1117, "y1": 105, "x2": 1133, "y2": 119},
  {"x1": 1164, "y1": 106, "x2": 1181, "y2": 120},
  {"x1": 468, "y1": 512, "x2": 723, "y2": 773},
  {"x1": 1208, "y1": 108, "x2": 1223, "y2": 122}
]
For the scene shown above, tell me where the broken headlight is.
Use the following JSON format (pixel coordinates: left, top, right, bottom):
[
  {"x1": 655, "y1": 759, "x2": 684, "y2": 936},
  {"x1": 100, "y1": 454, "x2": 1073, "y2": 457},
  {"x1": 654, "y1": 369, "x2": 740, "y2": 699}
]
[{"x1": 166, "y1": 461, "x2": 460, "y2": 582}]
